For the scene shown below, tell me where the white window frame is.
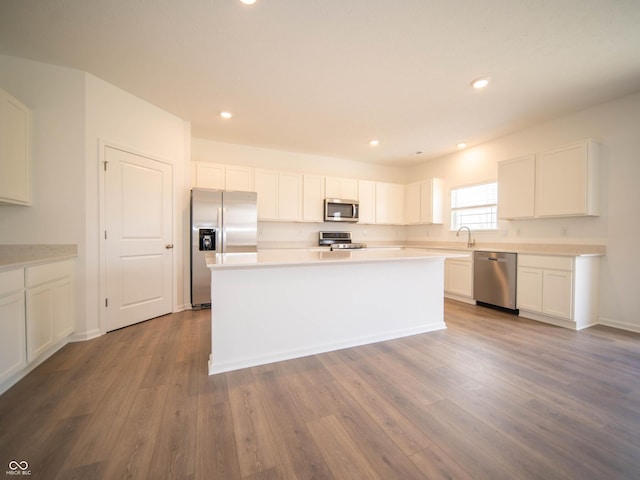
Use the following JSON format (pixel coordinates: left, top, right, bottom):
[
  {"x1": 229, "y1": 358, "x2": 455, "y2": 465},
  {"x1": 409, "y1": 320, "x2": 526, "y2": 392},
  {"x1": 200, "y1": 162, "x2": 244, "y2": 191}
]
[{"x1": 450, "y1": 181, "x2": 498, "y2": 231}]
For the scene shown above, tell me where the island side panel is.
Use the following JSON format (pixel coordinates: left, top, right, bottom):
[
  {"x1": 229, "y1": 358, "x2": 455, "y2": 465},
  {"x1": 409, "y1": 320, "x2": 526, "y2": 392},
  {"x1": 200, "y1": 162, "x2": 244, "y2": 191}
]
[{"x1": 209, "y1": 257, "x2": 445, "y2": 374}]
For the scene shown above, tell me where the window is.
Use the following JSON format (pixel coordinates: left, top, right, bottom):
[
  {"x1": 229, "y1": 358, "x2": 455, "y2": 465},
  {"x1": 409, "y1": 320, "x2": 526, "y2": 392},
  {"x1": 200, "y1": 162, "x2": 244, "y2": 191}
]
[{"x1": 450, "y1": 182, "x2": 497, "y2": 231}]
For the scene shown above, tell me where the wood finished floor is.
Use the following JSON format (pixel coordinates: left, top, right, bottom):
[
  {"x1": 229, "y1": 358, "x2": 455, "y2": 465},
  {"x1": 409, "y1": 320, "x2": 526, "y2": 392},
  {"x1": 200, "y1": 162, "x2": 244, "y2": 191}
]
[{"x1": 1, "y1": 300, "x2": 640, "y2": 479}]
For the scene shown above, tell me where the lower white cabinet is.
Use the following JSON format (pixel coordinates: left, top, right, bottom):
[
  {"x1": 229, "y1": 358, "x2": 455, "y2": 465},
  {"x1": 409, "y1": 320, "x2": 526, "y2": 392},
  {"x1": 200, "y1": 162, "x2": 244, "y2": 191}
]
[
  {"x1": 439, "y1": 252, "x2": 474, "y2": 304},
  {"x1": 0, "y1": 269, "x2": 27, "y2": 386},
  {"x1": 0, "y1": 259, "x2": 75, "y2": 394},
  {"x1": 26, "y1": 260, "x2": 75, "y2": 362},
  {"x1": 517, "y1": 254, "x2": 598, "y2": 330}
]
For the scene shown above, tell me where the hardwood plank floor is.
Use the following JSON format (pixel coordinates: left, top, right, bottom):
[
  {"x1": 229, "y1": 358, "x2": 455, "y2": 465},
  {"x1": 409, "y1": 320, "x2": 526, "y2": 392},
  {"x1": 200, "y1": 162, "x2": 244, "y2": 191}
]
[{"x1": 1, "y1": 301, "x2": 640, "y2": 479}]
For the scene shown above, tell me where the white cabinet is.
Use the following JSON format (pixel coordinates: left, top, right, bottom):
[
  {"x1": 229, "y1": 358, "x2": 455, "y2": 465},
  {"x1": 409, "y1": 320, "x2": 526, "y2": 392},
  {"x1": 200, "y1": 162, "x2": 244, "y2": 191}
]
[
  {"x1": 0, "y1": 269, "x2": 26, "y2": 385},
  {"x1": 278, "y1": 172, "x2": 303, "y2": 221},
  {"x1": 405, "y1": 178, "x2": 443, "y2": 225},
  {"x1": 375, "y1": 182, "x2": 405, "y2": 225},
  {"x1": 302, "y1": 174, "x2": 325, "y2": 222},
  {"x1": 0, "y1": 88, "x2": 31, "y2": 205},
  {"x1": 497, "y1": 140, "x2": 600, "y2": 219},
  {"x1": 535, "y1": 140, "x2": 600, "y2": 217},
  {"x1": 255, "y1": 169, "x2": 302, "y2": 221},
  {"x1": 517, "y1": 254, "x2": 598, "y2": 330},
  {"x1": 498, "y1": 155, "x2": 535, "y2": 219},
  {"x1": 325, "y1": 177, "x2": 358, "y2": 200},
  {"x1": 25, "y1": 260, "x2": 75, "y2": 362},
  {"x1": 443, "y1": 254, "x2": 474, "y2": 304},
  {"x1": 194, "y1": 162, "x2": 254, "y2": 192},
  {"x1": 358, "y1": 180, "x2": 376, "y2": 224}
]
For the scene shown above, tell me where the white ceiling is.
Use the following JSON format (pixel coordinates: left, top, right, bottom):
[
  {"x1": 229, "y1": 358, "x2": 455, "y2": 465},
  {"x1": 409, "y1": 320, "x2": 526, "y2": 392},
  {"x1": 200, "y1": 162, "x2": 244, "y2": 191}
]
[{"x1": 1, "y1": 0, "x2": 639, "y2": 166}]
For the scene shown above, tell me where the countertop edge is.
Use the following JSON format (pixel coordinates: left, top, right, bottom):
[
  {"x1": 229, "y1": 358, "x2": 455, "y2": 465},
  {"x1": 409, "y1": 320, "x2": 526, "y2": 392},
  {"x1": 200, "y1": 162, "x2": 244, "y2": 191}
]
[{"x1": 0, "y1": 244, "x2": 78, "y2": 271}]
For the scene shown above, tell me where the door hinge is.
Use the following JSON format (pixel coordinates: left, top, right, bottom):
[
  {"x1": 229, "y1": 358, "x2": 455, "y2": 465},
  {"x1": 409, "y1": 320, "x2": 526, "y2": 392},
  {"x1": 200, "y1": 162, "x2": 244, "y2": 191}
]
[{"x1": 105, "y1": 298, "x2": 109, "y2": 307}]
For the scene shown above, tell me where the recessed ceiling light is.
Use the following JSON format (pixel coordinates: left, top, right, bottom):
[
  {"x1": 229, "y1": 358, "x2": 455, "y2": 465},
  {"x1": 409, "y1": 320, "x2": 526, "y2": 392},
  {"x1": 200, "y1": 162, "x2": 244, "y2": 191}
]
[
  {"x1": 220, "y1": 112, "x2": 232, "y2": 119},
  {"x1": 457, "y1": 143, "x2": 467, "y2": 149},
  {"x1": 370, "y1": 140, "x2": 380, "y2": 147},
  {"x1": 471, "y1": 77, "x2": 490, "y2": 89},
  {"x1": 240, "y1": 0, "x2": 257, "y2": 5}
]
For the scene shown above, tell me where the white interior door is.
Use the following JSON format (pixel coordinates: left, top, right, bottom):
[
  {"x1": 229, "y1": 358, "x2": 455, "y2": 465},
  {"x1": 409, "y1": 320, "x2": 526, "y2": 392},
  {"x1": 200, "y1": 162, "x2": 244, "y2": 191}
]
[{"x1": 104, "y1": 146, "x2": 173, "y2": 332}]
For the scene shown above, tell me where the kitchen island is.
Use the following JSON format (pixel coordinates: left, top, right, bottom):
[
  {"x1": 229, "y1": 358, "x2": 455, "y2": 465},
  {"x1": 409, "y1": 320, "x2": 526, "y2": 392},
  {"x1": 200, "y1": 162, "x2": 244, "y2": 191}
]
[{"x1": 206, "y1": 248, "x2": 453, "y2": 374}]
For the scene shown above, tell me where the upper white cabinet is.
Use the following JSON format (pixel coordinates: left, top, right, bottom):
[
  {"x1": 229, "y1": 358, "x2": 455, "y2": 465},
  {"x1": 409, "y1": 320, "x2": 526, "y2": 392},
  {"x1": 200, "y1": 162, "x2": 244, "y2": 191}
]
[
  {"x1": 535, "y1": 140, "x2": 600, "y2": 217},
  {"x1": 405, "y1": 178, "x2": 443, "y2": 225},
  {"x1": 375, "y1": 182, "x2": 405, "y2": 225},
  {"x1": 0, "y1": 87, "x2": 31, "y2": 205},
  {"x1": 194, "y1": 162, "x2": 254, "y2": 192},
  {"x1": 498, "y1": 140, "x2": 600, "y2": 220},
  {"x1": 255, "y1": 169, "x2": 302, "y2": 221},
  {"x1": 302, "y1": 174, "x2": 325, "y2": 222},
  {"x1": 325, "y1": 177, "x2": 358, "y2": 200},
  {"x1": 358, "y1": 180, "x2": 376, "y2": 224},
  {"x1": 498, "y1": 155, "x2": 535, "y2": 219}
]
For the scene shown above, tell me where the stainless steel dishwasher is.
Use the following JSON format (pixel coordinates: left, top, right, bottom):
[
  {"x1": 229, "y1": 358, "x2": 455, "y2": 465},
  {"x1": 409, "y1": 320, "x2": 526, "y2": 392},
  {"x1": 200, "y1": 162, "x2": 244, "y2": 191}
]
[{"x1": 473, "y1": 251, "x2": 518, "y2": 311}]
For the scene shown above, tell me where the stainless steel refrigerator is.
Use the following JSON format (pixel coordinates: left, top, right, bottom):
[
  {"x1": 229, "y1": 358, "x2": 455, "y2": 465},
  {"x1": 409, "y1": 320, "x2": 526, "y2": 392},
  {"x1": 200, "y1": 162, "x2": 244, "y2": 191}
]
[{"x1": 190, "y1": 188, "x2": 257, "y2": 308}]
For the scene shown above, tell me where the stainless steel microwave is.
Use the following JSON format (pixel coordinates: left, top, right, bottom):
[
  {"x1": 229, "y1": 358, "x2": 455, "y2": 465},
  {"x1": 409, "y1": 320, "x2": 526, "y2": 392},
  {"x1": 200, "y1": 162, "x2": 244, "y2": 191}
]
[{"x1": 324, "y1": 198, "x2": 359, "y2": 222}]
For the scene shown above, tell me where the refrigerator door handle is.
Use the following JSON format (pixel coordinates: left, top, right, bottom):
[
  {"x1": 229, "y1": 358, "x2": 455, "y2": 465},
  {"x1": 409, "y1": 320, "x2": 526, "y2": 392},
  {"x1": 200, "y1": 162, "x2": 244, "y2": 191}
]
[{"x1": 219, "y1": 207, "x2": 225, "y2": 253}]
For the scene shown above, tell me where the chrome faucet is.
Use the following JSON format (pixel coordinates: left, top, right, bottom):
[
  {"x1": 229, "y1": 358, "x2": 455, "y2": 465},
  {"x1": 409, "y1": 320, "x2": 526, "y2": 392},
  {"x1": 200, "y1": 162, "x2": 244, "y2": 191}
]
[{"x1": 456, "y1": 226, "x2": 475, "y2": 248}]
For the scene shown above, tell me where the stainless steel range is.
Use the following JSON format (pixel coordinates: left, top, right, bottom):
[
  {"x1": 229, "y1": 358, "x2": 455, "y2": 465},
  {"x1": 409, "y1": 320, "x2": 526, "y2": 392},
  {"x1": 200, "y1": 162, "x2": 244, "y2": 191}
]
[{"x1": 319, "y1": 231, "x2": 367, "y2": 251}]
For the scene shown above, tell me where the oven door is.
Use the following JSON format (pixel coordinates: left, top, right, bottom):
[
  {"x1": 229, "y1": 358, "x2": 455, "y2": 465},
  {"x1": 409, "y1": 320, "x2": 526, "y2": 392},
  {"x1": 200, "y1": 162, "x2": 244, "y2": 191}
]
[{"x1": 324, "y1": 199, "x2": 359, "y2": 222}]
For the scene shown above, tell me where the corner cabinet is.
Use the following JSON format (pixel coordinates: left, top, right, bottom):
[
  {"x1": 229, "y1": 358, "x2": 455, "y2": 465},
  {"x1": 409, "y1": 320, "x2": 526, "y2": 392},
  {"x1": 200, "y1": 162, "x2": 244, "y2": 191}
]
[
  {"x1": 358, "y1": 180, "x2": 376, "y2": 224},
  {"x1": 0, "y1": 258, "x2": 76, "y2": 395},
  {"x1": 0, "y1": 269, "x2": 27, "y2": 386},
  {"x1": 517, "y1": 254, "x2": 599, "y2": 330},
  {"x1": 375, "y1": 182, "x2": 405, "y2": 225},
  {"x1": 0, "y1": 88, "x2": 31, "y2": 205}
]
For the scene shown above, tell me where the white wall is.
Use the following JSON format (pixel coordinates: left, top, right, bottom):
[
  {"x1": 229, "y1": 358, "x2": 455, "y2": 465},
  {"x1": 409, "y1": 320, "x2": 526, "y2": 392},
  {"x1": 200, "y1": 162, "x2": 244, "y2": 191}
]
[
  {"x1": 0, "y1": 55, "x2": 88, "y2": 336},
  {"x1": 0, "y1": 55, "x2": 191, "y2": 339},
  {"x1": 84, "y1": 75, "x2": 191, "y2": 336},
  {"x1": 406, "y1": 91, "x2": 640, "y2": 331}
]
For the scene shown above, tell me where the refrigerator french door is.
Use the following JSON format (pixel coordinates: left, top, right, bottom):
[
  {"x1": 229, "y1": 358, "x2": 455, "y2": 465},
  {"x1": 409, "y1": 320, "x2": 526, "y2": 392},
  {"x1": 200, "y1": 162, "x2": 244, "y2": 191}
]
[{"x1": 190, "y1": 188, "x2": 257, "y2": 308}]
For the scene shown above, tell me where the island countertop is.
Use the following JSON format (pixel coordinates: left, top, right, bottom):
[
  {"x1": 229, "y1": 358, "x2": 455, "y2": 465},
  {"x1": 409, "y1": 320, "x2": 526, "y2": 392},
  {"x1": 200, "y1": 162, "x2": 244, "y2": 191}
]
[{"x1": 206, "y1": 248, "x2": 463, "y2": 270}]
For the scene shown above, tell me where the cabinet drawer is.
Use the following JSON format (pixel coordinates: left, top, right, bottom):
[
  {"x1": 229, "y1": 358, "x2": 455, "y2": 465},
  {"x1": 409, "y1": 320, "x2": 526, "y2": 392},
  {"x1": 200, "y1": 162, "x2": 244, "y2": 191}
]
[
  {"x1": 0, "y1": 269, "x2": 24, "y2": 296},
  {"x1": 26, "y1": 260, "x2": 74, "y2": 288},
  {"x1": 518, "y1": 254, "x2": 573, "y2": 271}
]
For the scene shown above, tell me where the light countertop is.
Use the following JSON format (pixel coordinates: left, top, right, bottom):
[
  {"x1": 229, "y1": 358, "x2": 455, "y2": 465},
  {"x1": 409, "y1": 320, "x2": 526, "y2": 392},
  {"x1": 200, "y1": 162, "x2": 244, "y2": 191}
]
[
  {"x1": 206, "y1": 248, "x2": 463, "y2": 270},
  {"x1": 0, "y1": 244, "x2": 77, "y2": 271}
]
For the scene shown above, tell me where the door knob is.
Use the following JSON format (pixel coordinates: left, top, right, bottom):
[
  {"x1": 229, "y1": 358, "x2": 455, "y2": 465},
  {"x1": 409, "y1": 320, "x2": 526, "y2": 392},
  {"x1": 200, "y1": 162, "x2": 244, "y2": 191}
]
[{"x1": 165, "y1": 244, "x2": 174, "y2": 249}]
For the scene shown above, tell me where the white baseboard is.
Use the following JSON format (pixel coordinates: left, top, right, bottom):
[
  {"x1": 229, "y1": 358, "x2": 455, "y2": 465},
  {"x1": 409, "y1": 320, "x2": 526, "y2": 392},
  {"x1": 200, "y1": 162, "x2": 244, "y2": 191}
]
[
  {"x1": 598, "y1": 317, "x2": 640, "y2": 334},
  {"x1": 69, "y1": 329, "x2": 102, "y2": 342}
]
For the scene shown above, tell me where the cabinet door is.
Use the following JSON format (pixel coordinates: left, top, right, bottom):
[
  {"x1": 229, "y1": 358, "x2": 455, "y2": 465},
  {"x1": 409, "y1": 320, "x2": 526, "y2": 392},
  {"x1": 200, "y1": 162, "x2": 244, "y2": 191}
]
[
  {"x1": 498, "y1": 155, "x2": 535, "y2": 219},
  {"x1": 26, "y1": 283, "x2": 55, "y2": 362},
  {"x1": 255, "y1": 170, "x2": 279, "y2": 220},
  {"x1": 535, "y1": 142, "x2": 590, "y2": 217},
  {"x1": 445, "y1": 260, "x2": 473, "y2": 297},
  {"x1": 52, "y1": 277, "x2": 74, "y2": 341},
  {"x1": 341, "y1": 179, "x2": 358, "y2": 200},
  {"x1": 375, "y1": 182, "x2": 404, "y2": 225},
  {"x1": 325, "y1": 177, "x2": 341, "y2": 199},
  {"x1": 517, "y1": 267, "x2": 543, "y2": 312},
  {"x1": 278, "y1": 172, "x2": 303, "y2": 221},
  {"x1": 542, "y1": 270, "x2": 573, "y2": 320},
  {"x1": 0, "y1": 291, "x2": 27, "y2": 383},
  {"x1": 404, "y1": 182, "x2": 420, "y2": 224},
  {"x1": 195, "y1": 163, "x2": 225, "y2": 190},
  {"x1": 358, "y1": 180, "x2": 376, "y2": 224},
  {"x1": 0, "y1": 88, "x2": 31, "y2": 205},
  {"x1": 303, "y1": 174, "x2": 325, "y2": 222},
  {"x1": 225, "y1": 166, "x2": 254, "y2": 192}
]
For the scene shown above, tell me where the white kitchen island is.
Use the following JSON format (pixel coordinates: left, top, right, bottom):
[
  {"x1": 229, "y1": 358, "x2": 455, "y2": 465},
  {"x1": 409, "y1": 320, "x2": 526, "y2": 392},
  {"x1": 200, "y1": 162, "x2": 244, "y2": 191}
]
[{"x1": 206, "y1": 248, "x2": 451, "y2": 374}]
